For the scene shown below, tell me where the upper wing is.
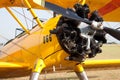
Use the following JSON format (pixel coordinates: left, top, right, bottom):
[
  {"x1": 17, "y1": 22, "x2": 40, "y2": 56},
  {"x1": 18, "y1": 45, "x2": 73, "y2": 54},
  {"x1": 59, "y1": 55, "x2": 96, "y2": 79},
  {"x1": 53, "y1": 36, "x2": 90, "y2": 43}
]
[
  {"x1": 0, "y1": 0, "x2": 120, "y2": 22},
  {"x1": 46, "y1": 0, "x2": 120, "y2": 22},
  {"x1": 0, "y1": 0, "x2": 45, "y2": 9},
  {"x1": 86, "y1": 0, "x2": 120, "y2": 22},
  {"x1": 0, "y1": 0, "x2": 79, "y2": 9}
]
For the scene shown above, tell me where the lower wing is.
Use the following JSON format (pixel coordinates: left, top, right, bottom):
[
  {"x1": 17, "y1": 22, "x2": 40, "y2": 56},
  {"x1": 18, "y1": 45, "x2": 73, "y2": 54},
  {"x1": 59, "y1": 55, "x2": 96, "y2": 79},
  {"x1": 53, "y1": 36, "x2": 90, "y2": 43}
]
[{"x1": 0, "y1": 62, "x2": 31, "y2": 78}]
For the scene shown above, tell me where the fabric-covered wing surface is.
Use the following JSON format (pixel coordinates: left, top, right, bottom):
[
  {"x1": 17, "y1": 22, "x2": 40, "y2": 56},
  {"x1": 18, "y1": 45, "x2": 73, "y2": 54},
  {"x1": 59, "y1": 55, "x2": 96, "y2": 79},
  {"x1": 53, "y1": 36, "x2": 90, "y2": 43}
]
[
  {"x1": 86, "y1": 0, "x2": 120, "y2": 22},
  {"x1": 0, "y1": 62, "x2": 30, "y2": 78},
  {"x1": 46, "y1": 0, "x2": 120, "y2": 22},
  {"x1": 0, "y1": 0, "x2": 119, "y2": 22}
]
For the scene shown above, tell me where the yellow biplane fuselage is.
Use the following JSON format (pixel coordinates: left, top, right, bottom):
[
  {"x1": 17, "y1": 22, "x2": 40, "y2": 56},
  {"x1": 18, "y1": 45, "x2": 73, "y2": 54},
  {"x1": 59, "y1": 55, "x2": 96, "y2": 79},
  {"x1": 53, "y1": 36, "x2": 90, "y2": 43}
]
[
  {"x1": 0, "y1": 15, "x2": 78, "y2": 77},
  {"x1": 0, "y1": 0, "x2": 120, "y2": 79}
]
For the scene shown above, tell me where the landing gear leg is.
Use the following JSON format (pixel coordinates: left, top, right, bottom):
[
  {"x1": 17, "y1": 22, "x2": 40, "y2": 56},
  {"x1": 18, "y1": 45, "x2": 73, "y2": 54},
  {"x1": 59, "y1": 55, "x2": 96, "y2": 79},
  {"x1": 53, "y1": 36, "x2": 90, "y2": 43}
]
[
  {"x1": 74, "y1": 64, "x2": 88, "y2": 80},
  {"x1": 30, "y1": 59, "x2": 46, "y2": 80}
]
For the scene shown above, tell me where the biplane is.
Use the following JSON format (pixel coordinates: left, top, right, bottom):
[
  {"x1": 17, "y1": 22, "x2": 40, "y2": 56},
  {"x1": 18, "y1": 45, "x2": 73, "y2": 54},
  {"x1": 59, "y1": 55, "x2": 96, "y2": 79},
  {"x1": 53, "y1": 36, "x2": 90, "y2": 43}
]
[{"x1": 0, "y1": 0, "x2": 120, "y2": 80}]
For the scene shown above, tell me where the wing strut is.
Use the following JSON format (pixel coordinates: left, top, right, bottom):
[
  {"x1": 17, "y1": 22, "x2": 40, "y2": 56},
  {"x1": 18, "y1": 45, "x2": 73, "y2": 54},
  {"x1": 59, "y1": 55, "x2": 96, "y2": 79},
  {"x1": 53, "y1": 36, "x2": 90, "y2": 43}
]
[
  {"x1": 81, "y1": 0, "x2": 86, "y2": 5},
  {"x1": 74, "y1": 64, "x2": 88, "y2": 80},
  {"x1": 24, "y1": 0, "x2": 44, "y2": 28},
  {"x1": 30, "y1": 59, "x2": 46, "y2": 80},
  {"x1": 5, "y1": 7, "x2": 30, "y2": 34}
]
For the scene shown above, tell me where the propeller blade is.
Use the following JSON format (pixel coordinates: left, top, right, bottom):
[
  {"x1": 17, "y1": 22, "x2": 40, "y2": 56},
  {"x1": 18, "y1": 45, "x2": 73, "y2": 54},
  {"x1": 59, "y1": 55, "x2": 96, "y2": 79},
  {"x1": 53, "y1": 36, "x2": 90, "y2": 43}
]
[
  {"x1": 45, "y1": 2, "x2": 92, "y2": 25},
  {"x1": 104, "y1": 27, "x2": 120, "y2": 40},
  {"x1": 45, "y1": 2, "x2": 120, "y2": 41}
]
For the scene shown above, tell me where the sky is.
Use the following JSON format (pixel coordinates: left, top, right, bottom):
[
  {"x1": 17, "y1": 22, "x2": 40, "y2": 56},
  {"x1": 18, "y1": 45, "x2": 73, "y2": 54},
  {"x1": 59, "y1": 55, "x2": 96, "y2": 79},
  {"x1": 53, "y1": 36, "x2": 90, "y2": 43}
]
[
  {"x1": 0, "y1": 7, "x2": 120, "y2": 45},
  {"x1": 0, "y1": 8, "x2": 53, "y2": 44}
]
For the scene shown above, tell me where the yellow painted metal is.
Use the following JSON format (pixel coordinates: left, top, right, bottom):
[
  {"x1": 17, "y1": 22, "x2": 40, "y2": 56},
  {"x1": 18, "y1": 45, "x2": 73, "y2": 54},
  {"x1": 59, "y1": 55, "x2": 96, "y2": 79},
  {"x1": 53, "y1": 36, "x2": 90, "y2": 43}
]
[
  {"x1": 74, "y1": 64, "x2": 84, "y2": 72},
  {"x1": 0, "y1": 15, "x2": 120, "y2": 77},
  {"x1": 84, "y1": 59, "x2": 120, "y2": 68},
  {"x1": 0, "y1": 0, "x2": 120, "y2": 22},
  {"x1": 33, "y1": 59, "x2": 46, "y2": 73},
  {"x1": 81, "y1": 0, "x2": 86, "y2": 5},
  {"x1": 33, "y1": 0, "x2": 45, "y2": 7},
  {"x1": 5, "y1": 7, "x2": 30, "y2": 34},
  {"x1": 24, "y1": 0, "x2": 43, "y2": 28},
  {"x1": 0, "y1": 62, "x2": 28, "y2": 68},
  {"x1": 0, "y1": 15, "x2": 64, "y2": 70}
]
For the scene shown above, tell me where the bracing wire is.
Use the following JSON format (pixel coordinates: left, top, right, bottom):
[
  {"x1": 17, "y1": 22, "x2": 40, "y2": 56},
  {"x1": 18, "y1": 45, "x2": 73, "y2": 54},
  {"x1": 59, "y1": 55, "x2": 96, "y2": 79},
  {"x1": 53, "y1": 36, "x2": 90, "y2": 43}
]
[
  {"x1": 22, "y1": 8, "x2": 29, "y2": 29},
  {"x1": 11, "y1": 8, "x2": 36, "y2": 24}
]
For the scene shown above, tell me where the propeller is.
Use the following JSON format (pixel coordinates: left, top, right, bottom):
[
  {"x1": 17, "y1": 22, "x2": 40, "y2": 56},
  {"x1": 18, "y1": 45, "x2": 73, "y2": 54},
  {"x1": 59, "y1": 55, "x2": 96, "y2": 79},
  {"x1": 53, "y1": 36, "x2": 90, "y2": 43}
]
[
  {"x1": 45, "y1": 2, "x2": 120, "y2": 41},
  {"x1": 45, "y1": 1, "x2": 92, "y2": 25},
  {"x1": 103, "y1": 27, "x2": 120, "y2": 40}
]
